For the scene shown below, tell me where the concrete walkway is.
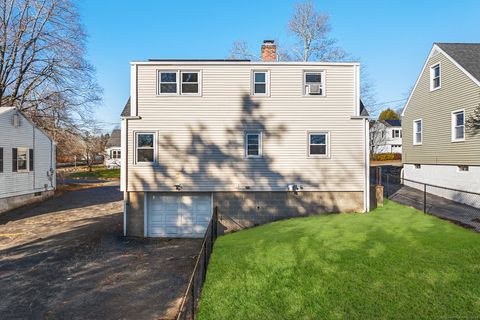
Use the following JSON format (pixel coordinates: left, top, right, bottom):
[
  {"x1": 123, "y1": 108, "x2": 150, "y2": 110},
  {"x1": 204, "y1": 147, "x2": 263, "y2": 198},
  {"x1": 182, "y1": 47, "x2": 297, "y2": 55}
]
[{"x1": 389, "y1": 185, "x2": 480, "y2": 232}]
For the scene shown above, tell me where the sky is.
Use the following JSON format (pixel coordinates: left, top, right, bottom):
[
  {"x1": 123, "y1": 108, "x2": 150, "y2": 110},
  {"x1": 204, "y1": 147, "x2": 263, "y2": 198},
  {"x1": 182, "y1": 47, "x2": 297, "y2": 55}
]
[{"x1": 79, "y1": 0, "x2": 480, "y2": 131}]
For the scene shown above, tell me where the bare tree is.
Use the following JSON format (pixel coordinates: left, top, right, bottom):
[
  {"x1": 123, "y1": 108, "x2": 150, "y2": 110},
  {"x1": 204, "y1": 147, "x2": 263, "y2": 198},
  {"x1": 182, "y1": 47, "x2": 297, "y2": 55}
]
[
  {"x1": 78, "y1": 127, "x2": 109, "y2": 172},
  {"x1": 288, "y1": 1, "x2": 346, "y2": 62},
  {"x1": 466, "y1": 103, "x2": 480, "y2": 135},
  {"x1": 0, "y1": 0, "x2": 101, "y2": 130},
  {"x1": 229, "y1": 40, "x2": 260, "y2": 61},
  {"x1": 369, "y1": 120, "x2": 388, "y2": 155}
]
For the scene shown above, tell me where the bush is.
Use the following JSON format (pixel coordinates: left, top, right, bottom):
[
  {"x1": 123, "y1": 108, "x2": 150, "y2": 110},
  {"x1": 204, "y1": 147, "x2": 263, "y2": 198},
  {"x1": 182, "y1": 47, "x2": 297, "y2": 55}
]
[{"x1": 372, "y1": 153, "x2": 402, "y2": 161}]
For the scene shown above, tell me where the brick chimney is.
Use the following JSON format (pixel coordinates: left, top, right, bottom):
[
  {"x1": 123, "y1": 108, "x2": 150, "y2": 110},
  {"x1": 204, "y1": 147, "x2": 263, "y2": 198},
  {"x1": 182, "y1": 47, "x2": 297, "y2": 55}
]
[{"x1": 261, "y1": 40, "x2": 277, "y2": 62}]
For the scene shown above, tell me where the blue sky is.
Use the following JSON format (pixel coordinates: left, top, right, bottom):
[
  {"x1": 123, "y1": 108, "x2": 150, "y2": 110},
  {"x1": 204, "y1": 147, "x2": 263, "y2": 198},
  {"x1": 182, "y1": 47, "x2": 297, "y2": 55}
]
[{"x1": 79, "y1": 0, "x2": 480, "y2": 131}]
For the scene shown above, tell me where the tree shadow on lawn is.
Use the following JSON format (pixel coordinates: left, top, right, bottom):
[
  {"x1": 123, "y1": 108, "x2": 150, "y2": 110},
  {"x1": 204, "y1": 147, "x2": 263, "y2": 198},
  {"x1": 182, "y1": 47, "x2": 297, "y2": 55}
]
[
  {"x1": 200, "y1": 204, "x2": 480, "y2": 319},
  {"x1": 0, "y1": 213, "x2": 202, "y2": 320}
]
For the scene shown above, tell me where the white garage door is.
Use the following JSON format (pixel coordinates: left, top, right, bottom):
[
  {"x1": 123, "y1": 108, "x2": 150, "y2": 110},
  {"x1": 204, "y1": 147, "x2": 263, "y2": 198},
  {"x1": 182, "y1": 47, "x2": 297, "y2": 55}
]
[{"x1": 147, "y1": 193, "x2": 212, "y2": 238}]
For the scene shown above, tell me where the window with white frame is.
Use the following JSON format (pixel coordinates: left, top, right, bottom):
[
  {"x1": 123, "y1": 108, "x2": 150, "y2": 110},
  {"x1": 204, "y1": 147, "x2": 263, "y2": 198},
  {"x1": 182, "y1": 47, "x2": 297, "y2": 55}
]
[
  {"x1": 111, "y1": 150, "x2": 121, "y2": 159},
  {"x1": 308, "y1": 132, "x2": 328, "y2": 156},
  {"x1": 304, "y1": 71, "x2": 324, "y2": 96},
  {"x1": 136, "y1": 133, "x2": 155, "y2": 163},
  {"x1": 430, "y1": 63, "x2": 441, "y2": 90},
  {"x1": 392, "y1": 129, "x2": 402, "y2": 138},
  {"x1": 181, "y1": 71, "x2": 199, "y2": 94},
  {"x1": 413, "y1": 119, "x2": 422, "y2": 145},
  {"x1": 458, "y1": 165, "x2": 469, "y2": 172},
  {"x1": 245, "y1": 132, "x2": 261, "y2": 158},
  {"x1": 252, "y1": 71, "x2": 268, "y2": 95},
  {"x1": 452, "y1": 110, "x2": 465, "y2": 141},
  {"x1": 159, "y1": 71, "x2": 177, "y2": 94}
]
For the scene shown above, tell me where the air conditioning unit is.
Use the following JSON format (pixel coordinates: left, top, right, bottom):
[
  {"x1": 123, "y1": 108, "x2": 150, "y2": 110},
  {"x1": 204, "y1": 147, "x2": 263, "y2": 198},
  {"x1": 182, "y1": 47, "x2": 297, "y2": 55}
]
[{"x1": 307, "y1": 84, "x2": 322, "y2": 95}]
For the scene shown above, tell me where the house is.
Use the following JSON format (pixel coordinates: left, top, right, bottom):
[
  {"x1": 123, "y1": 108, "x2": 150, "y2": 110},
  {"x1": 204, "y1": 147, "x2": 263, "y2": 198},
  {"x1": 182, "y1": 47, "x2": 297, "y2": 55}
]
[
  {"x1": 105, "y1": 129, "x2": 121, "y2": 169},
  {"x1": 402, "y1": 43, "x2": 480, "y2": 206},
  {"x1": 370, "y1": 119, "x2": 402, "y2": 154},
  {"x1": 0, "y1": 107, "x2": 56, "y2": 214},
  {"x1": 121, "y1": 40, "x2": 370, "y2": 238}
]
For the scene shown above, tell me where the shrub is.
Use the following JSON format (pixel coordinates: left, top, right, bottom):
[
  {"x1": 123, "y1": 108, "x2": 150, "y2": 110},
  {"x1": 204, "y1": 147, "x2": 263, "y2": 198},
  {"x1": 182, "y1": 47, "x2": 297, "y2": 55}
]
[{"x1": 372, "y1": 153, "x2": 402, "y2": 161}]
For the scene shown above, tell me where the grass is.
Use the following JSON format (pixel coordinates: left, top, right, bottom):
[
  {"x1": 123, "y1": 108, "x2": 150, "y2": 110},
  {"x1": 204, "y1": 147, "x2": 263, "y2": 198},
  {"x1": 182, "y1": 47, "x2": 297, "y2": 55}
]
[
  {"x1": 198, "y1": 201, "x2": 480, "y2": 319},
  {"x1": 69, "y1": 166, "x2": 120, "y2": 179}
]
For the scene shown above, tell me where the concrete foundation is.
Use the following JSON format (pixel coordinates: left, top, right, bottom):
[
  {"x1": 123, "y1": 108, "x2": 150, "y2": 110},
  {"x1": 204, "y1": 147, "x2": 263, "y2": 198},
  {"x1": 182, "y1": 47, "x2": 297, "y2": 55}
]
[
  {"x1": 0, "y1": 190, "x2": 55, "y2": 214},
  {"x1": 125, "y1": 191, "x2": 364, "y2": 237}
]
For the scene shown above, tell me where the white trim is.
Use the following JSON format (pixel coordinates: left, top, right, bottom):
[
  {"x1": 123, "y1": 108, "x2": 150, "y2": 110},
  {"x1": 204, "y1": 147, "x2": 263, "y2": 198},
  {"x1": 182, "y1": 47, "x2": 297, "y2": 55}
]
[
  {"x1": 303, "y1": 70, "x2": 326, "y2": 97},
  {"x1": 402, "y1": 44, "x2": 480, "y2": 116},
  {"x1": 251, "y1": 70, "x2": 270, "y2": 96},
  {"x1": 157, "y1": 70, "x2": 179, "y2": 95},
  {"x1": 156, "y1": 70, "x2": 202, "y2": 96},
  {"x1": 244, "y1": 131, "x2": 262, "y2": 158},
  {"x1": 134, "y1": 131, "x2": 157, "y2": 165},
  {"x1": 123, "y1": 191, "x2": 127, "y2": 236},
  {"x1": 132, "y1": 61, "x2": 360, "y2": 66},
  {"x1": 144, "y1": 192, "x2": 148, "y2": 237},
  {"x1": 429, "y1": 62, "x2": 441, "y2": 91},
  {"x1": 180, "y1": 70, "x2": 202, "y2": 96},
  {"x1": 354, "y1": 64, "x2": 360, "y2": 116},
  {"x1": 413, "y1": 119, "x2": 423, "y2": 145},
  {"x1": 364, "y1": 118, "x2": 370, "y2": 212},
  {"x1": 451, "y1": 109, "x2": 465, "y2": 142},
  {"x1": 130, "y1": 64, "x2": 137, "y2": 117},
  {"x1": 307, "y1": 131, "x2": 330, "y2": 158}
]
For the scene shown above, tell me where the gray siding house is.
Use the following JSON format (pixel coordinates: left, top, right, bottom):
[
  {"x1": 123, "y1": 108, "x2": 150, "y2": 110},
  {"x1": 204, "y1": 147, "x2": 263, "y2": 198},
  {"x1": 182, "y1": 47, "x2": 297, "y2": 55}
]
[
  {"x1": 0, "y1": 107, "x2": 56, "y2": 213},
  {"x1": 121, "y1": 41, "x2": 370, "y2": 238},
  {"x1": 402, "y1": 43, "x2": 480, "y2": 206}
]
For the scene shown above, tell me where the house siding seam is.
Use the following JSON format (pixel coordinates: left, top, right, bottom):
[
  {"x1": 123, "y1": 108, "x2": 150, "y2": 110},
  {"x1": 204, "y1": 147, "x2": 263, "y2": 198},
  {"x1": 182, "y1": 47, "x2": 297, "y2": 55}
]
[
  {"x1": 126, "y1": 63, "x2": 366, "y2": 193},
  {"x1": 402, "y1": 51, "x2": 480, "y2": 165}
]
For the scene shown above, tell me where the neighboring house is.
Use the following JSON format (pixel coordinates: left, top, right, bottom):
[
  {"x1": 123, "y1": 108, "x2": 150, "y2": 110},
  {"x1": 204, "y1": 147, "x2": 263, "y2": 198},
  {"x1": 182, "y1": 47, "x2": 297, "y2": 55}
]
[
  {"x1": 370, "y1": 119, "x2": 402, "y2": 154},
  {"x1": 0, "y1": 107, "x2": 56, "y2": 214},
  {"x1": 121, "y1": 40, "x2": 370, "y2": 238},
  {"x1": 105, "y1": 129, "x2": 121, "y2": 169},
  {"x1": 402, "y1": 43, "x2": 480, "y2": 207}
]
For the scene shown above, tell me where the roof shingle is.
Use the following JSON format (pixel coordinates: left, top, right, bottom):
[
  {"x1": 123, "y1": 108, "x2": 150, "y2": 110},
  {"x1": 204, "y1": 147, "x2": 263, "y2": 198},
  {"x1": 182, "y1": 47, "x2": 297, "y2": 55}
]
[{"x1": 436, "y1": 43, "x2": 480, "y2": 83}]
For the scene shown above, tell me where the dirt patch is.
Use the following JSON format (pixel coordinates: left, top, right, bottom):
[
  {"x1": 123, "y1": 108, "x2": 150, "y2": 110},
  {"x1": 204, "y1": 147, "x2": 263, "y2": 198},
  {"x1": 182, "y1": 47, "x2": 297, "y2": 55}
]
[{"x1": 0, "y1": 183, "x2": 202, "y2": 320}]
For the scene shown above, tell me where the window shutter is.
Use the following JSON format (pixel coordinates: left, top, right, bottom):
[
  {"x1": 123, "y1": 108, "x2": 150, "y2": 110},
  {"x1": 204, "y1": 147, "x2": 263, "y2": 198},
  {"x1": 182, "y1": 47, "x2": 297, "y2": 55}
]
[
  {"x1": 0, "y1": 148, "x2": 3, "y2": 173},
  {"x1": 29, "y1": 149, "x2": 34, "y2": 171},
  {"x1": 12, "y1": 148, "x2": 17, "y2": 172}
]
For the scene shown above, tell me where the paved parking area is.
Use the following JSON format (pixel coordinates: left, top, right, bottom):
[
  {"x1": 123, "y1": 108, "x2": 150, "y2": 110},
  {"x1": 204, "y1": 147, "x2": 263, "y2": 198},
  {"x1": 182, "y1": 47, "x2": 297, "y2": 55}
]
[{"x1": 0, "y1": 182, "x2": 201, "y2": 320}]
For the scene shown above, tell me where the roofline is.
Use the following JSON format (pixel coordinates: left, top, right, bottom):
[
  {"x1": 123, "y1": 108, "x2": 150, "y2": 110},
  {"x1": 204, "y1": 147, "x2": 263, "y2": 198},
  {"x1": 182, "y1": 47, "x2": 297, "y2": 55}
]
[
  {"x1": 1, "y1": 107, "x2": 55, "y2": 143},
  {"x1": 130, "y1": 60, "x2": 360, "y2": 66},
  {"x1": 402, "y1": 43, "x2": 480, "y2": 117}
]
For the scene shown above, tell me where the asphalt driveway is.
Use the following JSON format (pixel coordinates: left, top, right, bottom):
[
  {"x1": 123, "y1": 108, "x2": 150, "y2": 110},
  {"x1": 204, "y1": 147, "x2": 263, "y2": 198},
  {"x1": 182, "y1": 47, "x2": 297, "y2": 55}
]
[{"x1": 0, "y1": 182, "x2": 201, "y2": 320}]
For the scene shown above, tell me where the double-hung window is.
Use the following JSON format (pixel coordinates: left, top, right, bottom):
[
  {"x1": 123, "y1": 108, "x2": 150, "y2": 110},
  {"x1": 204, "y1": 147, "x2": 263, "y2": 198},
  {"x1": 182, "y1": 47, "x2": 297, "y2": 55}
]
[
  {"x1": 136, "y1": 133, "x2": 155, "y2": 163},
  {"x1": 430, "y1": 63, "x2": 441, "y2": 90},
  {"x1": 413, "y1": 119, "x2": 422, "y2": 145},
  {"x1": 308, "y1": 132, "x2": 329, "y2": 157},
  {"x1": 111, "y1": 150, "x2": 121, "y2": 159},
  {"x1": 158, "y1": 71, "x2": 200, "y2": 95},
  {"x1": 392, "y1": 129, "x2": 402, "y2": 138},
  {"x1": 452, "y1": 110, "x2": 465, "y2": 142},
  {"x1": 252, "y1": 71, "x2": 268, "y2": 95},
  {"x1": 245, "y1": 132, "x2": 262, "y2": 158},
  {"x1": 12, "y1": 148, "x2": 28, "y2": 172},
  {"x1": 304, "y1": 71, "x2": 325, "y2": 96},
  {"x1": 159, "y1": 72, "x2": 177, "y2": 94}
]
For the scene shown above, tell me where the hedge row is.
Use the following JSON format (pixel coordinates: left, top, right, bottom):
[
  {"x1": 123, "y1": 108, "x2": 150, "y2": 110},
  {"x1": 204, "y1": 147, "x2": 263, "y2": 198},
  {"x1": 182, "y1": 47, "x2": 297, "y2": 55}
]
[{"x1": 372, "y1": 153, "x2": 402, "y2": 161}]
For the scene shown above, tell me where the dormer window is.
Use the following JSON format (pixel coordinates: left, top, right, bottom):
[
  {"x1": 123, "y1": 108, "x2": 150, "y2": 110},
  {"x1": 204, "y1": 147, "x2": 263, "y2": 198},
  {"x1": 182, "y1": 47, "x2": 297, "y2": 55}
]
[
  {"x1": 158, "y1": 70, "x2": 201, "y2": 95},
  {"x1": 430, "y1": 63, "x2": 441, "y2": 91},
  {"x1": 304, "y1": 71, "x2": 325, "y2": 96}
]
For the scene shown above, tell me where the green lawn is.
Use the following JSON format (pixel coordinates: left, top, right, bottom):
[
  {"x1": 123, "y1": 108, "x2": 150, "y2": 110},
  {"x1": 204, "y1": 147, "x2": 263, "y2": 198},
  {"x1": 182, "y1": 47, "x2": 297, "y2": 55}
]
[
  {"x1": 198, "y1": 201, "x2": 480, "y2": 319},
  {"x1": 69, "y1": 166, "x2": 120, "y2": 179}
]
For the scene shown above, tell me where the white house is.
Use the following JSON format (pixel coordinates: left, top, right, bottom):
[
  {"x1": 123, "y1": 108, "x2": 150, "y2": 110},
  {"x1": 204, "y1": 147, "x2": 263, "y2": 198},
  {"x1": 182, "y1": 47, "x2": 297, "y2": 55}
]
[
  {"x1": 105, "y1": 128, "x2": 121, "y2": 169},
  {"x1": 0, "y1": 107, "x2": 56, "y2": 213},
  {"x1": 120, "y1": 40, "x2": 371, "y2": 238},
  {"x1": 370, "y1": 119, "x2": 402, "y2": 154}
]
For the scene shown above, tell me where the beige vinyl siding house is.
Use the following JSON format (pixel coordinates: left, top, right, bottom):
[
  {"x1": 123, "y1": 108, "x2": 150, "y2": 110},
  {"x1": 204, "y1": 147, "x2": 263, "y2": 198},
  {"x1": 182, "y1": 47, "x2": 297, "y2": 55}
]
[
  {"x1": 402, "y1": 43, "x2": 480, "y2": 206},
  {"x1": 121, "y1": 41, "x2": 370, "y2": 238},
  {"x1": 0, "y1": 107, "x2": 56, "y2": 213}
]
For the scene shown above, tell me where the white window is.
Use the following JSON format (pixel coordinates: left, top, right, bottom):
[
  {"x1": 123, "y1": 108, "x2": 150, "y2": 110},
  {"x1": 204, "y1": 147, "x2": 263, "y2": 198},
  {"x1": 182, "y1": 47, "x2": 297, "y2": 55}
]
[
  {"x1": 181, "y1": 71, "x2": 199, "y2": 94},
  {"x1": 413, "y1": 119, "x2": 422, "y2": 145},
  {"x1": 111, "y1": 150, "x2": 121, "y2": 159},
  {"x1": 245, "y1": 132, "x2": 262, "y2": 158},
  {"x1": 158, "y1": 70, "x2": 200, "y2": 95},
  {"x1": 159, "y1": 71, "x2": 178, "y2": 94},
  {"x1": 430, "y1": 63, "x2": 441, "y2": 90},
  {"x1": 392, "y1": 129, "x2": 402, "y2": 138},
  {"x1": 304, "y1": 71, "x2": 325, "y2": 96},
  {"x1": 136, "y1": 133, "x2": 155, "y2": 163},
  {"x1": 452, "y1": 110, "x2": 465, "y2": 142},
  {"x1": 308, "y1": 132, "x2": 329, "y2": 157},
  {"x1": 17, "y1": 148, "x2": 28, "y2": 171},
  {"x1": 252, "y1": 71, "x2": 268, "y2": 95}
]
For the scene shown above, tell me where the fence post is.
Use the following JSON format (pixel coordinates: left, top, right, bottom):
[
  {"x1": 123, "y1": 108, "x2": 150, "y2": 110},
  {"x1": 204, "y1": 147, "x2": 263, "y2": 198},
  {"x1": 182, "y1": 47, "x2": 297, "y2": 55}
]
[
  {"x1": 423, "y1": 184, "x2": 427, "y2": 213},
  {"x1": 386, "y1": 174, "x2": 389, "y2": 198}
]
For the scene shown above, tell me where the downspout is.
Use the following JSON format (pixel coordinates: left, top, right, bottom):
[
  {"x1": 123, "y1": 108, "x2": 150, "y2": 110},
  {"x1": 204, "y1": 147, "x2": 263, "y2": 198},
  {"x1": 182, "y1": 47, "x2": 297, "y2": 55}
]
[{"x1": 364, "y1": 118, "x2": 371, "y2": 212}]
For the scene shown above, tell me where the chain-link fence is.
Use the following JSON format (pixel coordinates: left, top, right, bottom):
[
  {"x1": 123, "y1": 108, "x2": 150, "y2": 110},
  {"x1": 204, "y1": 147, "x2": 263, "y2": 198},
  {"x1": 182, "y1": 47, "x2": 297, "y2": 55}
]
[
  {"x1": 176, "y1": 208, "x2": 218, "y2": 320},
  {"x1": 373, "y1": 167, "x2": 480, "y2": 231}
]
